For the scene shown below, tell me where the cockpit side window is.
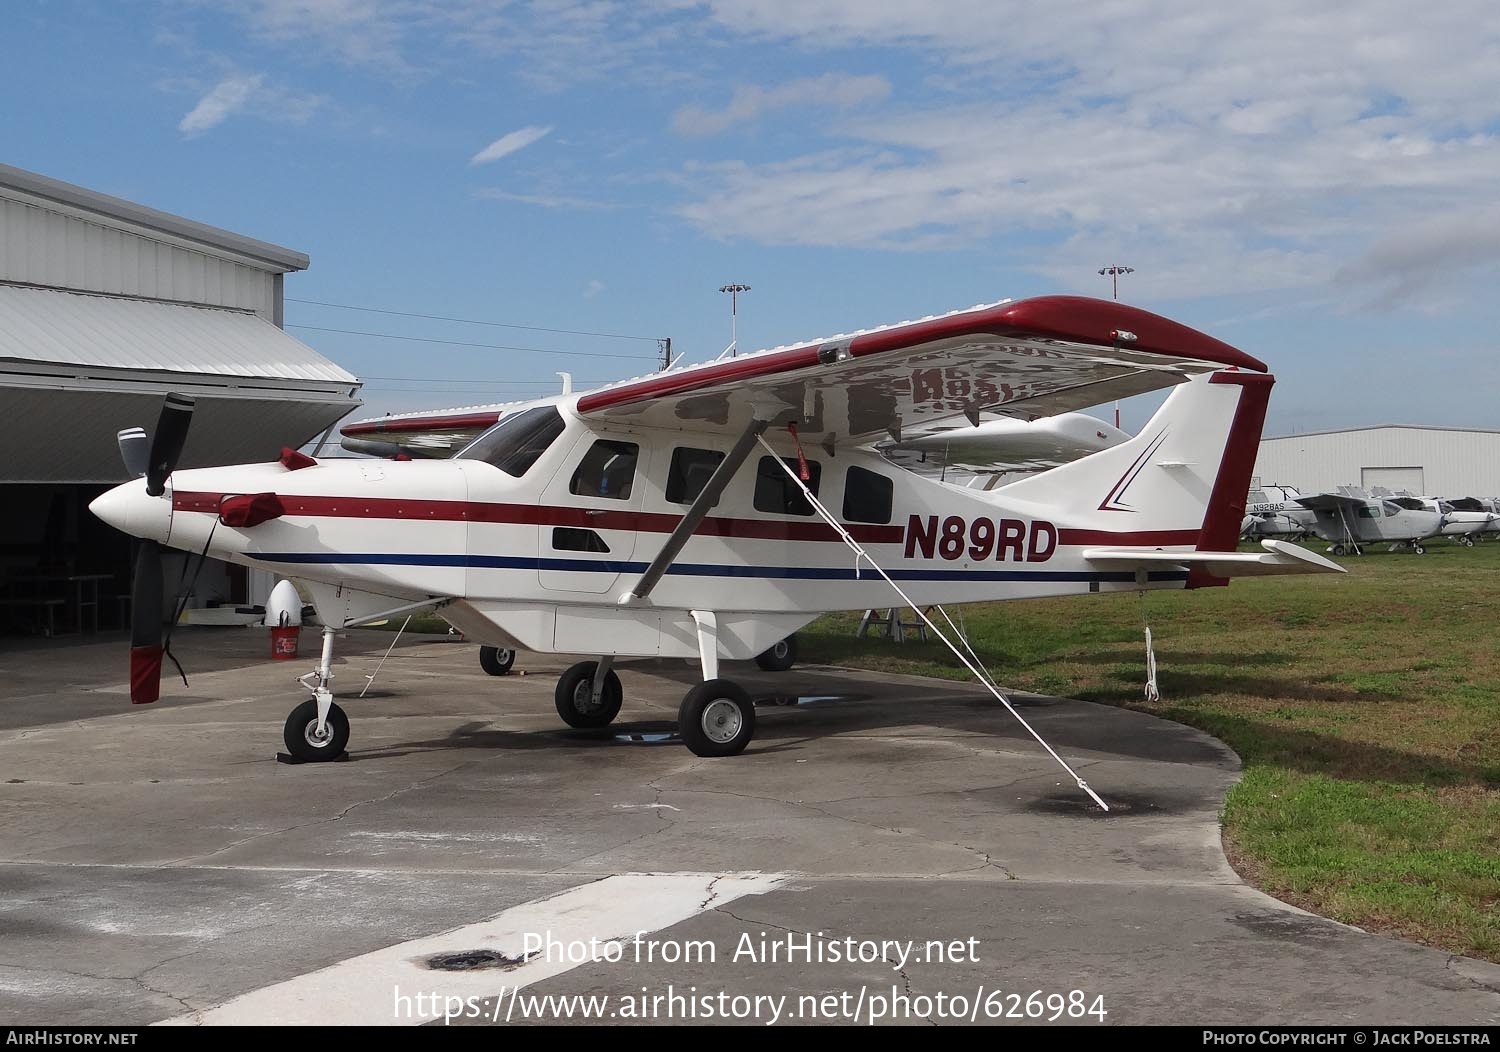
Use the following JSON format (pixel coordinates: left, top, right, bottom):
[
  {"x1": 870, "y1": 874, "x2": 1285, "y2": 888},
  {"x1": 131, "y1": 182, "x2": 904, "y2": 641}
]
[
  {"x1": 570, "y1": 440, "x2": 640, "y2": 500},
  {"x1": 455, "y1": 406, "x2": 566, "y2": 477}
]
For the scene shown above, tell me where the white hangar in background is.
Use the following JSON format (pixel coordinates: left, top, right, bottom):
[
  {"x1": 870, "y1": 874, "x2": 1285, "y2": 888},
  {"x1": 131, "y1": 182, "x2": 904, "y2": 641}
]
[
  {"x1": 0, "y1": 162, "x2": 362, "y2": 635},
  {"x1": 1254, "y1": 425, "x2": 1500, "y2": 499}
]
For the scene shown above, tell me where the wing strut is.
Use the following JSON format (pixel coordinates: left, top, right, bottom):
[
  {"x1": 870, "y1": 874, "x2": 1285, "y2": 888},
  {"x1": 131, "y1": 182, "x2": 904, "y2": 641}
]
[
  {"x1": 622, "y1": 416, "x2": 771, "y2": 604},
  {"x1": 754, "y1": 436, "x2": 1110, "y2": 812}
]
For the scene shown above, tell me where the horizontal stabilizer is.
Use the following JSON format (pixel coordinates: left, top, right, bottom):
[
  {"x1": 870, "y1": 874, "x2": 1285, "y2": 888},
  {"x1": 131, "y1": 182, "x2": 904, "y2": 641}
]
[{"x1": 1083, "y1": 539, "x2": 1344, "y2": 579}]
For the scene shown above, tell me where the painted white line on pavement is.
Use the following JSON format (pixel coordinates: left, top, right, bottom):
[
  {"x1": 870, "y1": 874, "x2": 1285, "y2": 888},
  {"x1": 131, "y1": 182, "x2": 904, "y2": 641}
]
[{"x1": 157, "y1": 870, "x2": 786, "y2": 1026}]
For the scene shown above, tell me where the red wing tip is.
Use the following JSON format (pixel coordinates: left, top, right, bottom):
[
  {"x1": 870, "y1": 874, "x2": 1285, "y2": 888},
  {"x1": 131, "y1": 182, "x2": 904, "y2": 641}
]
[{"x1": 996, "y1": 296, "x2": 1268, "y2": 373}]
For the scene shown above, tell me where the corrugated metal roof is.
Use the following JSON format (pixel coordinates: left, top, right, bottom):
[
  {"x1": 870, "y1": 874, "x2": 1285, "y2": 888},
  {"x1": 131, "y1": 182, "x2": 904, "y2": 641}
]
[
  {"x1": 1264, "y1": 423, "x2": 1500, "y2": 440},
  {"x1": 0, "y1": 284, "x2": 358, "y2": 384},
  {"x1": 0, "y1": 163, "x2": 309, "y2": 272}
]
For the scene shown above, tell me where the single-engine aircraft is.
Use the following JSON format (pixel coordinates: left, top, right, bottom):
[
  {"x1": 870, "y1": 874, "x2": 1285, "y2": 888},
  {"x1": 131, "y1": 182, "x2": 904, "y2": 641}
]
[
  {"x1": 1293, "y1": 488, "x2": 1445, "y2": 555},
  {"x1": 1240, "y1": 484, "x2": 1315, "y2": 541},
  {"x1": 875, "y1": 411, "x2": 1129, "y2": 484},
  {"x1": 1399, "y1": 496, "x2": 1497, "y2": 547},
  {"x1": 91, "y1": 295, "x2": 1342, "y2": 767},
  {"x1": 1441, "y1": 497, "x2": 1500, "y2": 541}
]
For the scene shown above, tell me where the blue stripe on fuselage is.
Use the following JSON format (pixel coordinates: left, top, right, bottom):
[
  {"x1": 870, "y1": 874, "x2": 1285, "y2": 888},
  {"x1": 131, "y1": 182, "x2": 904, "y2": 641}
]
[{"x1": 245, "y1": 551, "x2": 1189, "y2": 584}]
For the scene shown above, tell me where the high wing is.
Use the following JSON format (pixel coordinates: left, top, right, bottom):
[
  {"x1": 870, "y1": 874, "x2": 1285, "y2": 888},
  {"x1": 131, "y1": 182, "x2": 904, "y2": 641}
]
[
  {"x1": 879, "y1": 411, "x2": 1128, "y2": 476},
  {"x1": 340, "y1": 403, "x2": 517, "y2": 457},
  {"x1": 1293, "y1": 492, "x2": 1371, "y2": 512},
  {"x1": 574, "y1": 296, "x2": 1265, "y2": 442}
]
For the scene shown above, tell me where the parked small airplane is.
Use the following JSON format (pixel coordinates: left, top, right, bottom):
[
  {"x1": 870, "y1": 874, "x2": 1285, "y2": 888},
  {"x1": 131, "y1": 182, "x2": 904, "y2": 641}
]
[
  {"x1": 1293, "y1": 487, "x2": 1445, "y2": 555},
  {"x1": 92, "y1": 295, "x2": 1341, "y2": 772},
  {"x1": 1241, "y1": 484, "x2": 1315, "y2": 541},
  {"x1": 1401, "y1": 496, "x2": 1498, "y2": 546},
  {"x1": 1442, "y1": 497, "x2": 1500, "y2": 541},
  {"x1": 876, "y1": 412, "x2": 1129, "y2": 483}
]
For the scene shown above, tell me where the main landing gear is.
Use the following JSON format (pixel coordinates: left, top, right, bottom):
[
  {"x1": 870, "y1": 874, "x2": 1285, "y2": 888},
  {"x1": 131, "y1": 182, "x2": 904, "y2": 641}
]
[
  {"x1": 554, "y1": 659, "x2": 623, "y2": 728},
  {"x1": 548, "y1": 628, "x2": 796, "y2": 757}
]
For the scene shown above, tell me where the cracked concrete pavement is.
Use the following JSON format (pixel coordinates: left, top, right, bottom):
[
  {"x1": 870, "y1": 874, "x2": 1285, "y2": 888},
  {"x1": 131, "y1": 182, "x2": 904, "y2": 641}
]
[{"x1": 0, "y1": 627, "x2": 1495, "y2": 1025}]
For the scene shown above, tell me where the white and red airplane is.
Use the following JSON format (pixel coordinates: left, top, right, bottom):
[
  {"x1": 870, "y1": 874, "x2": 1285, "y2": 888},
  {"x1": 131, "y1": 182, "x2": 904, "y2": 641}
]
[{"x1": 91, "y1": 295, "x2": 1341, "y2": 765}]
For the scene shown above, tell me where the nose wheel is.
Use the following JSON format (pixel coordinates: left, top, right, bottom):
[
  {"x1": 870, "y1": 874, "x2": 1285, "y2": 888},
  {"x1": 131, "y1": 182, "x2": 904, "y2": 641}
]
[
  {"x1": 479, "y1": 646, "x2": 516, "y2": 676},
  {"x1": 283, "y1": 699, "x2": 349, "y2": 762},
  {"x1": 280, "y1": 625, "x2": 350, "y2": 763}
]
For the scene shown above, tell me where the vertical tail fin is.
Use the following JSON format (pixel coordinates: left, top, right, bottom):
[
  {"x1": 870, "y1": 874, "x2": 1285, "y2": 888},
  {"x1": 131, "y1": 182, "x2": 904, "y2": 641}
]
[{"x1": 997, "y1": 371, "x2": 1273, "y2": 573}]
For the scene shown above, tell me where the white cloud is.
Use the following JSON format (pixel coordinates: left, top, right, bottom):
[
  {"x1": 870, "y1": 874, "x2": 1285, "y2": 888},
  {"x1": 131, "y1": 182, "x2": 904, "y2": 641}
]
[
  {"x1": 179, "y1": 74, "x2": 265, "y2": 137},
  {"x1": 672, "y1": 73, "x2": 891, "y2": 137},
  {"x1": 472, "y1": 187, "x2": 610, "y2": 210},
  {"x1": 671, "y1": 1, "x2": 1500, "y2": 300},
  {"x1": 584, "y1": 279, "x2": 605, "y2": 298},
  {"x1": 470, "y1": 125, "x2": 554, "y2": 165}
]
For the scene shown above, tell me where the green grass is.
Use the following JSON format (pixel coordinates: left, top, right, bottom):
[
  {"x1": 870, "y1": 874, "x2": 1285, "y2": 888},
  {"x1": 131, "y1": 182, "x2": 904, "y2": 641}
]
[{"x1": 799, "y1": 539, "x2": 1500, "y2": 961}]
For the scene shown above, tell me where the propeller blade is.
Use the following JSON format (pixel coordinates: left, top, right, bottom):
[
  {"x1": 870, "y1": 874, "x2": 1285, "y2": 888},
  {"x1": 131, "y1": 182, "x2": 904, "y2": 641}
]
[
  {"x1": 117, "y1": 427, "x2": 149, "y2": 479},
  {"x1": 129, "y1": 541, "x2": 164, "y2": 704},
  {"x1": 145, "y1": 393, "x2": 195, "y2": 497}
]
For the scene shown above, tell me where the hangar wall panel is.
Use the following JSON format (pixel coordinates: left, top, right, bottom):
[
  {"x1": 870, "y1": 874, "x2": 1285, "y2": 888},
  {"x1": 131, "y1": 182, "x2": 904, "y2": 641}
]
[
  {"x1": 1255, "y1": 428, "x2": 1500, "y2": 498},
  {"x1": 0, "y1": 196, "x2": 276, "y2": 317}
]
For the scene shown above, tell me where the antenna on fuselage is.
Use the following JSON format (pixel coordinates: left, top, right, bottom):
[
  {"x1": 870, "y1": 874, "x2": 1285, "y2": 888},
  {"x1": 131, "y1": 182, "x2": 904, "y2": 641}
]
[{"x1": 557, "y1": 372, "x2": 573, "y2": 395}]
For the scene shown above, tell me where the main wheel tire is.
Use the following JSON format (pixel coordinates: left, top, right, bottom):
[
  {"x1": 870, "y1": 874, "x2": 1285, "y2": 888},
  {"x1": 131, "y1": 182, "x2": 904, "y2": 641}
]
[
  {"x1": 1414, "y1": 544, "x2": 1425, "y2": 554},
  {"x1": 283, "y1": 699, "x2": 350, "y2": 762},
  {"x1": 479, "y1": 645, "x2": 515, "y2": 676},
  {"x1": 679, "y1": 679, "x2": 755, "y2": 758},
  {"x1": 1331, "y1": 544, "x2": 1345, "y2": 556},
  {"x1": 754, "y1": 635, "x2": 798, "y2": 672},
  {"x1": 554, "y1": 661, "x2": 623, "y2": 728}
]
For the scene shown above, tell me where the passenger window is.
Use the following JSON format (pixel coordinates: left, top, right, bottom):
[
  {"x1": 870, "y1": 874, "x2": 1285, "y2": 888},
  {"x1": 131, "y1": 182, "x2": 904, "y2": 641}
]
[
  {"x1": 843, "y1": 466, "x2": 893, "y2": 524},
  {"x1": 553, "y1": 527, "x2": 610, "y2": 553},
  {"x1": 569, "y1": 440, "x2": 639, "y2": 500},
  {"x1": 455, "y1": 406, "x2": 565, "y2": 477},
  {"x1": 754, "y1": 456, "x2": 821, "y2": 516},
  {"x1": 666, "y1": 447, "x2": 726, "y2": 505}
]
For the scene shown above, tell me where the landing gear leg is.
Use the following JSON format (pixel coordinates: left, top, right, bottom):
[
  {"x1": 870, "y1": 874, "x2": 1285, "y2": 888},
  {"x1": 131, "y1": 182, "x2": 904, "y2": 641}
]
[
  {"x1": 679, "y1": 610, "x2": 755, "y2": 758},
  {"x1": 284, "y1": 625, "x2": 350, "y2": 762}
]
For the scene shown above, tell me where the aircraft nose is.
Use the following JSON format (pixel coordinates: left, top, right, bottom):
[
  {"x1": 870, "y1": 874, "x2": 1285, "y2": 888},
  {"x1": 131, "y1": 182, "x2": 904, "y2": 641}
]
[{"x1": 90, "y1": 478, "x2": 171, "y2": 543}]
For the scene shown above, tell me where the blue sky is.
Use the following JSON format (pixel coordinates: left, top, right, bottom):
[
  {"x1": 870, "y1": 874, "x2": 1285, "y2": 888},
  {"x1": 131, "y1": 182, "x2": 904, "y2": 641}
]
[{"x1": 5, "y1": 1, "x2": 1498, "y2": 434}]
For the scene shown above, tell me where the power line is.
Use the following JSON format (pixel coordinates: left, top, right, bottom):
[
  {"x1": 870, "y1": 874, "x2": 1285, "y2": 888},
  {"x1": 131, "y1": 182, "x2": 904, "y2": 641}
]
[
  {"x1": 286, "y1": 324, "x2": 653, "y2": 361},
  {"x1": 286, "y1": 297, "x2": 659, "y2": 342},
  {"x1": 362, "y1": 375, "x2": 609, "y2": 384}
]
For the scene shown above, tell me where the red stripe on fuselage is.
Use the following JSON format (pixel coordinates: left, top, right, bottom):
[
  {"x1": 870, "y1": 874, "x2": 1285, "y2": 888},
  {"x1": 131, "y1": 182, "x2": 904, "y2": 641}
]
[
  {"x1": 175, "y1": 491, "x2": 1201, "y2": 548},
  {"x1": 174, "y1": 491, "x2": 906, "y2": 544}
]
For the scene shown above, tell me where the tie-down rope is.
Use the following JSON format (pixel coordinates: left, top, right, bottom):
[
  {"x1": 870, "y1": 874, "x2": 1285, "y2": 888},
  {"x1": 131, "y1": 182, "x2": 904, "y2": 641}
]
[{"x1": 757, "y1": 435, "x2": 1108, "y2": 811}]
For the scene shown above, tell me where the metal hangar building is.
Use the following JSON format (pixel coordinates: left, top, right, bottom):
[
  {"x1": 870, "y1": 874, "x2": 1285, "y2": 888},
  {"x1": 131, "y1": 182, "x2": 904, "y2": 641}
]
[
  {"x1": 1254, "y1": 425, "x2": 1500, "y2": 499},
  {"x1": 0, "y1": 162, "x2": 362, "y2": 635}
]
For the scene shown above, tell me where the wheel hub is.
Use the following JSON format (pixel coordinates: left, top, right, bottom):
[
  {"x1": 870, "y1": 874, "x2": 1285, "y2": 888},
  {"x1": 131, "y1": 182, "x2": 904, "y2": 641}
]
[
  {"x1": 701, "y1": 699, "x2": 743, "y2": 744},
  {"x1": 574, "y1": 681, "x2": 602, "y2": 714},
  {"x1": 304, "y1": 720, "x2": 334, "y2": 747}
]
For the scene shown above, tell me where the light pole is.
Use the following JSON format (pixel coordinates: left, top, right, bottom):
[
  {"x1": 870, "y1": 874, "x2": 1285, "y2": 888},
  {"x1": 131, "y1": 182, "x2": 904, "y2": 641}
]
[
  {"x1": 719, "y1": 283, "x2": 750, "y2": 357},
  {"x1": 1097, "y1": 266, "x2": 1134, "y2": 428},
  {"x1": 1097, "y1": 264, "x2": 1134, "y2": 301}
]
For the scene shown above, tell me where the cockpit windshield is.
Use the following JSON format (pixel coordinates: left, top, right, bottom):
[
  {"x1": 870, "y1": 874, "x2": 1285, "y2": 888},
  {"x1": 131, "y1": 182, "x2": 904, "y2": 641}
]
[{"x1": 455, "y1": 406, "x2": 566, "y2": 477}]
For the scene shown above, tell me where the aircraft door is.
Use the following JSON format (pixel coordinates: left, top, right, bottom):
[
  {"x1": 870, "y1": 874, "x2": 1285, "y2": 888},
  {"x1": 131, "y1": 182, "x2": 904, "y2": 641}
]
[{"x1": 538, "y1": 433, "x2": 646, "y2": 594}]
